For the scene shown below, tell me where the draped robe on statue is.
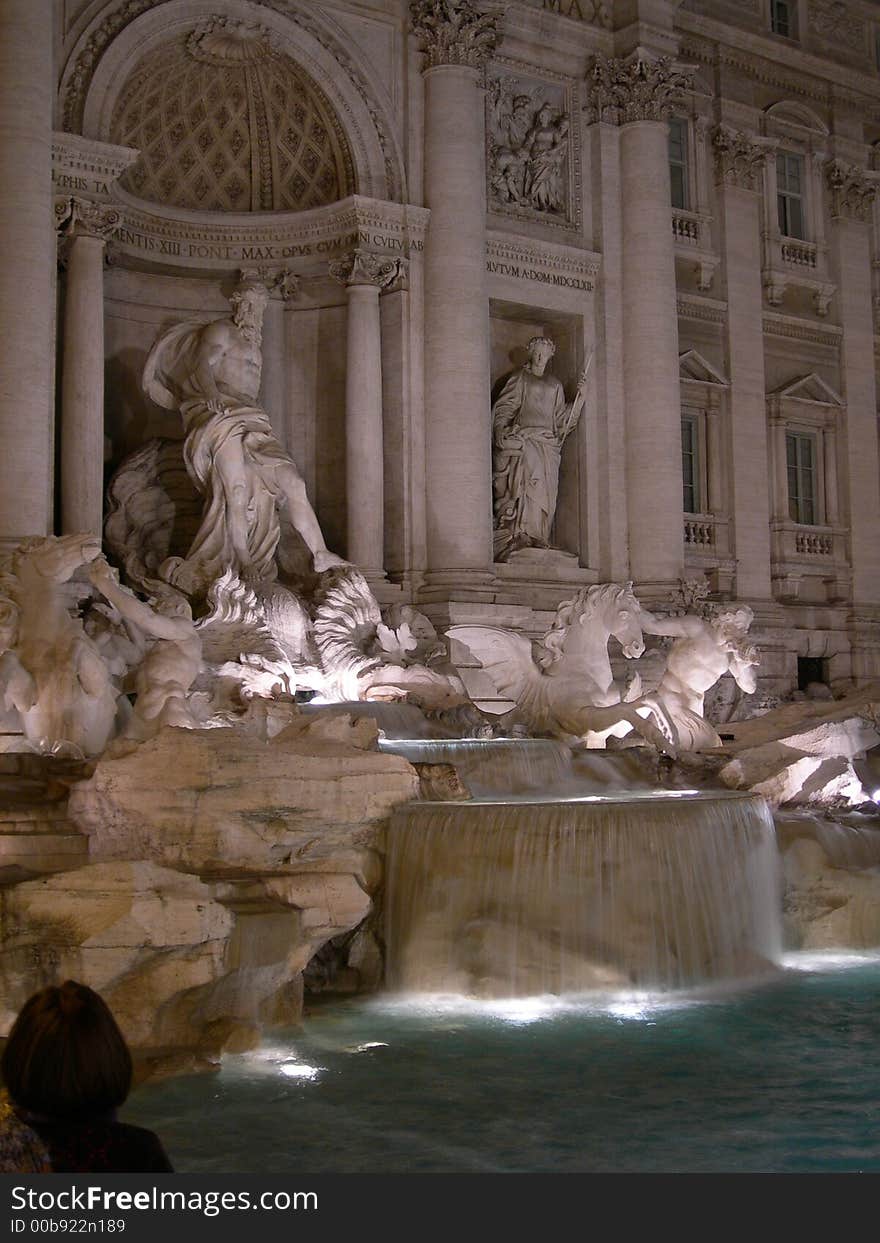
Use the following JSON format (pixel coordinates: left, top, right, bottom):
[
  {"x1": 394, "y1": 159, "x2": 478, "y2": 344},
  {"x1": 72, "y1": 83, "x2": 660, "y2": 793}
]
[
  {"x1": 143, "y1": 319, "x2": 289, "y2": 592},
  {"x1": 492, "y1": 367, "x2": 576, "y2": 559}
]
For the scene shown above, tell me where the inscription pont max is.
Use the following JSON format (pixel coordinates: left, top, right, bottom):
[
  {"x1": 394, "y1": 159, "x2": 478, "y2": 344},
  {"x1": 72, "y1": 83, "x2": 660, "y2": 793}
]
[{"x1": 113, "y1": 229, "x2": 423, "y2": 261}]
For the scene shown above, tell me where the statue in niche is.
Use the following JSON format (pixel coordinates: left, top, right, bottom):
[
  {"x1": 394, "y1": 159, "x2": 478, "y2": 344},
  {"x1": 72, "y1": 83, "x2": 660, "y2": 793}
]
[
  {"x1": 640, "y1": 606, "x2": 759, "y2": 751},
  {"x1": 86, "y1": 558, "x2": 204, "y2": 745},
  {"x1": 492, "y1": 338, "x2": 590, "y2": 561},
  {"x1": 142, "y1": 281, "x2": 345, "y2": 599}
]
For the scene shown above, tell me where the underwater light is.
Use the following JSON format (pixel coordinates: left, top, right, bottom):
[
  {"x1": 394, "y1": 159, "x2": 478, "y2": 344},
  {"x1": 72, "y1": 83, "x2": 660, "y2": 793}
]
[{"x1": 279, "y1": 1062, "x2": 322, "y2": 1080}]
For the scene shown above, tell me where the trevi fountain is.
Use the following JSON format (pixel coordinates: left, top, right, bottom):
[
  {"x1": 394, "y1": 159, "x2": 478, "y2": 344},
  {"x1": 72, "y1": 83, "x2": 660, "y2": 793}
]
[{"x1": 3, "y1": 0, "x2": 880, "y2": 1173}]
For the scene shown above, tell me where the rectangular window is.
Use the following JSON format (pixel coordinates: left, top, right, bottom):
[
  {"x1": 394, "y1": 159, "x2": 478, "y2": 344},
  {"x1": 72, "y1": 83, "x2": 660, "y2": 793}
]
[
  {"x1": 770, "y1": 0, "x2": 796, "y2": 38},
  {"x1": 682, "y1": 415, "x2": 700, "y2": 513},
  {"x1": 668, "y1": 118, "x2": 689, "y2": 211},
  {"x1": 777, "y1": 152, "x2": 806, "y2": 239},
  {"x1": 786, "y1": 431, "x2": 816, "y2": 525}
]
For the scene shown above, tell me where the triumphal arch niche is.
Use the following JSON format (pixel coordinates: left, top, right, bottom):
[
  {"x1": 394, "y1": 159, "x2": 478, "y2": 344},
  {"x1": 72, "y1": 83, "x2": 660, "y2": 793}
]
[{"x1": 54, "y1": 3, "x2": 419, "y2": 601}]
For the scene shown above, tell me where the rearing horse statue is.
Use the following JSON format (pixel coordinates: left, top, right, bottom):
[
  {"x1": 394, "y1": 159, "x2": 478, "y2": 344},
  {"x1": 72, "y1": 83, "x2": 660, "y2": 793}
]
[{"x1": 448, "y1": 582, "x2": 677, "y2": 753}]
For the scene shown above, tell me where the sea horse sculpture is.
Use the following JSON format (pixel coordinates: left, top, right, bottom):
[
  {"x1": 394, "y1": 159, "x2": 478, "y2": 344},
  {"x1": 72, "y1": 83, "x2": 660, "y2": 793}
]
[{"x1": 448, "y1": 582, "x2": 677, "y2": 752}]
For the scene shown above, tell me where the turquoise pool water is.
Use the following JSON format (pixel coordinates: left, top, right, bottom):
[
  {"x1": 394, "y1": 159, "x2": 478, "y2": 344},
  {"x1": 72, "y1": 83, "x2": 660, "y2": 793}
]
[{"x1": 126, "y1": 953, "x2": 880, "y2": 1174}]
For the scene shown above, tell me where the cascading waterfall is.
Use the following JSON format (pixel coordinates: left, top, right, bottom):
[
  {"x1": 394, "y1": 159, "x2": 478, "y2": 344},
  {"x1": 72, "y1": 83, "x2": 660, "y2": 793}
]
[
  {"x1": 378, "y1": 737, "x2": 575, "y2": 796},
  {"x1": 385, "y1": 791, "x2": 782, "y2": 998}
]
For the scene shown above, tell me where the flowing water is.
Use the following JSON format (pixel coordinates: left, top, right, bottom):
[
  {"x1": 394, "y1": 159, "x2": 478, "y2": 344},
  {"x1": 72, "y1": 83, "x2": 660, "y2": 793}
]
[
  {"x1": 125, "y1": 954, "x2": 880, "y2": 1173},
  {"x1": 386, "y1": 791, "x2": 782, "y2": 996},
  {"x1": 121, "y1": 732, "x2": 880, "y2": 1172}
]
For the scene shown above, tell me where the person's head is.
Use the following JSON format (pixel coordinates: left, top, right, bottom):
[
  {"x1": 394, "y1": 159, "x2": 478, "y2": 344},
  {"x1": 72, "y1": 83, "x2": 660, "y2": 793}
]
[
  {"x1": 527, "y1": 336, "x2": 556, "y2": 375},
  {"x1": 1, "y1": 981, "x2": 133, "y2": 1120},
  {"x1": 230, "y1": 284, "x2": 269, "y2": 339}
]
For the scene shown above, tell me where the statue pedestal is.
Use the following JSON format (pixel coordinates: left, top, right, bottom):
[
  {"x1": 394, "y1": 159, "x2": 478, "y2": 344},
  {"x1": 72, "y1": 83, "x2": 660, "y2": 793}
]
[{"x1": 495, "y1": 546, "x2": 582, "y2": 581}]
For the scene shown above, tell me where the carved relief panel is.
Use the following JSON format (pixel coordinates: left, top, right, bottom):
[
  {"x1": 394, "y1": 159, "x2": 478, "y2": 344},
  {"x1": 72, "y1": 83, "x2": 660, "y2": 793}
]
[{"x1": 486, "y1": 66, "x2": 580, "y2": 229}]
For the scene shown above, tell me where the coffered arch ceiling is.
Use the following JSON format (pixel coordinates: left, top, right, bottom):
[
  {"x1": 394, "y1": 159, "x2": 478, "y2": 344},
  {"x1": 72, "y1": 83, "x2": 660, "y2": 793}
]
[
  {"x1": 59, "y1": 0, "x2": 405, "y2": 205},
  {"x1": 109, "y1": 20, "x2": 354, "y2": 213}
]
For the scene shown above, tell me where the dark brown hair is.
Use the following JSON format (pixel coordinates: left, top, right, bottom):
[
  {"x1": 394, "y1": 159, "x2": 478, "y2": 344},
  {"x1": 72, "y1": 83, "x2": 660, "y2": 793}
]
[{"x1": 1, "y1": 981, "x2": 133, "y2": 1120}]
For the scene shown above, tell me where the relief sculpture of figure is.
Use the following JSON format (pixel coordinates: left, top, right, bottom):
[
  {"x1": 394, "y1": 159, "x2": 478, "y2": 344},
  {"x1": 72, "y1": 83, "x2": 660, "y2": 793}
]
[
  {"x1": 520, "y1": 103, "x2": 569, "y2": 213},
  {"x1": 143, "y1": 282, "x2": 345, "y2": 599},
  {"x1": 492, "y1": 338, "x2": 590, "y2": 561}
]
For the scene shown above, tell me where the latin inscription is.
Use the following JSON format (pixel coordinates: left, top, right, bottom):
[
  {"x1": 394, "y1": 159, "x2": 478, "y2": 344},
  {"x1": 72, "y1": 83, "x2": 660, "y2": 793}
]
[
  {"x1": 113, "y1": 228, "x2": 424, "y2": 262},
  {"x1": 487, "y1": 259, "x2": 593, "y2": 291},
  {"x1": 53, "y1": 172, "x2": 111, "y2": 196}
]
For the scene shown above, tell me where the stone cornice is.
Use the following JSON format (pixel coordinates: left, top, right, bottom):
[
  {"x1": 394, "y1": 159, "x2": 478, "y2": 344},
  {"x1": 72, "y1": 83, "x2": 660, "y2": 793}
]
[
  {"x1": 763, "y1": 311, "x2": 842, "y2": 348},
  {"x1": 825, "y1": 159, "x2": 879, "y2": 223},
  {"x1": 409, "y1": 0, "x2": 502, "y2": 73},
  {"x1": 676, "y1": 12, "x2": 880, "y2": 113},
  {"x1": 676, "y1": 293, "x2": 727, "y2": 324},
  {"x1": 585, "y1": 53, "x2": 696, "y2": 125},
  {"x1": 487, "y1": 231, "x2": 600, "y2": 278},
  {"x1": 52, "y1": 131, "x2": 139, "y2": 200},
  {"x1": 103, "y1": 194, "x2": 429, "y2": 273},
  {"x1": 54, "y1": 195, "x2": 122, "y2": 242},
  {"x1": 712, "y1": 124, "x2": 777, "y2": 192}
]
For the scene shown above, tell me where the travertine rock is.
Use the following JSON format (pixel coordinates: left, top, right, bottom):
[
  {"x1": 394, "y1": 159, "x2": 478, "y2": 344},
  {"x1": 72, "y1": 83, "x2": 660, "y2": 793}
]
[
  {"x1": 781, "y1": 834, "x2": 880, "y2": 950},
  {"x1": 67, "y1": 716, "x2": 420, "y2": 875},
  {"x1": 0, "y1": 861, "x2": 232, "y2": 1049},
  {"x1": 720, "y1": 718, "x2": 878, "y2": 807}
]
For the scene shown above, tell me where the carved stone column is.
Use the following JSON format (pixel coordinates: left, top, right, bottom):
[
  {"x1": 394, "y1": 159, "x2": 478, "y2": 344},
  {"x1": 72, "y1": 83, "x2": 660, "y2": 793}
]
[
  {"x1": 331, "y1": 250, "x2": 403, "y2": 577},
  {"x1": 410, "y1": 0, "x2": 499, "y2": 590},
  {"x1": 712, "y1": 125, "x2": 776, "y2": 600},
  {"x1": 56, "y1": 198, "x2": 120, "y2": 538},
  {"x1": 0, "y1": 0, "x2": 54, "y2": 547},
  {"x1": 588, "y1": 55, "x2": 693, "y2": 588},
  {"x1": 826, "y1": 160, "x2": 880, "y2": 611}
]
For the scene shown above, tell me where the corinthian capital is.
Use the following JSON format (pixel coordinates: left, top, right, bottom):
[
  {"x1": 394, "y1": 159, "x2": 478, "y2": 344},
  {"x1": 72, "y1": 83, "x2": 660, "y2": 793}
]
[
  {"x1": 825, "y1": 159, "x2": 878, "y2": 223},
  {"x1": 586, "y1": 54, "x2": 695, "y2": 125},
  {"x1": 409, "y1": 0, "x2": 501, "y2": 73},
  {"x1": 711, "y1": 125, "x2": 776, "y2": 192},
  {"x1": 330, "y1": 249, "x2": 408, "y2": 291},
  {"x1": 54, "y1": 195, "x2": 122, "y2": 242}
]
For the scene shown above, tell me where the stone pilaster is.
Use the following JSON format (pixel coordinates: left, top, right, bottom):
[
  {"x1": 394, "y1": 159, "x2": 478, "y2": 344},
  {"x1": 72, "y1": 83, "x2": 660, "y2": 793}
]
[
  {"x1": 330, "y1": 249, "x2": 404, "y2": 578},
  {"x1": 587, "y1": 55, "x2": 693, "y2": 587},
  {"x1": 0, "y1": 0, "x2": 54, "y2": 548},
  {"x1": 56, "y1": 197, "x2": 121, "y2": 540},
  {"x1": 410, "y1": 0, "x2": 500, "y2": 591},
  {"x1": 712, "y1": 125, "x2": 776, "y2": 601},
  {"x1": 826, "y1": 159, "x2": 880, "y2": 609}
]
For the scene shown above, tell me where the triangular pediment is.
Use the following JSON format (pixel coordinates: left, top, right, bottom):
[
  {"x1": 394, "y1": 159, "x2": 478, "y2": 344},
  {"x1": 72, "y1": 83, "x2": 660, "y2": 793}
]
[
  {"x1": 679, "y1": 350, "x2": 728, "y2": 386},
  {"x1": 771, "y1": 373, "x2": 843, "y2": 406}
]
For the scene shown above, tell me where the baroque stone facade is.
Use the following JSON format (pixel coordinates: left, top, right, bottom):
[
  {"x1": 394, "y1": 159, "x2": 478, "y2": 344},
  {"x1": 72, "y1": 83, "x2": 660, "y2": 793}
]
[{"x1": 1, "y1": 0, "x2": 880, "y2": 704}]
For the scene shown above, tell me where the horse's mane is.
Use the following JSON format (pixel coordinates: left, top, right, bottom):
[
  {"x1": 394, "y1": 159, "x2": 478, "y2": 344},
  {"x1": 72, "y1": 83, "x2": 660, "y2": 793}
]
[{"x1": 536, "y1": 582, "x2": 635, "y2": 670}]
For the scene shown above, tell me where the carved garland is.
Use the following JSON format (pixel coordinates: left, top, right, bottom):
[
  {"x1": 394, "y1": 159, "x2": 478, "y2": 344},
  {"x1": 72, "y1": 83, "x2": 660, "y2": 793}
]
[{"x1": 60, "y1": 0, "x2": 402, "y2": 202}]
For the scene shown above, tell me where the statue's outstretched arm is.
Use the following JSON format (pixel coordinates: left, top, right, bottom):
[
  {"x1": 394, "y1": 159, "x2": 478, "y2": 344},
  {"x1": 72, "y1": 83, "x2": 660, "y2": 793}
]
[{"x1": 89, "y1": 559, "x2": 191, "y2": 644}]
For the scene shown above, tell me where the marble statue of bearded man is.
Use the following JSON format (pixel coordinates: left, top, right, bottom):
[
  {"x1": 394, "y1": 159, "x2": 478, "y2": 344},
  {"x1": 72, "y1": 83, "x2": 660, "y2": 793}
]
[{"x1": 143, "y1": 284, "x2": 343, "y2": 597}]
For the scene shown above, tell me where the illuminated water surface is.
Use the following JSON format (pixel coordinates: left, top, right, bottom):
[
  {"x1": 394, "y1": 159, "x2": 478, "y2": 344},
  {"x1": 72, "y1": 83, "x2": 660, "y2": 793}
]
[{"x1": 126, "y1": 954, "x2": 880, "y2": 1173}]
